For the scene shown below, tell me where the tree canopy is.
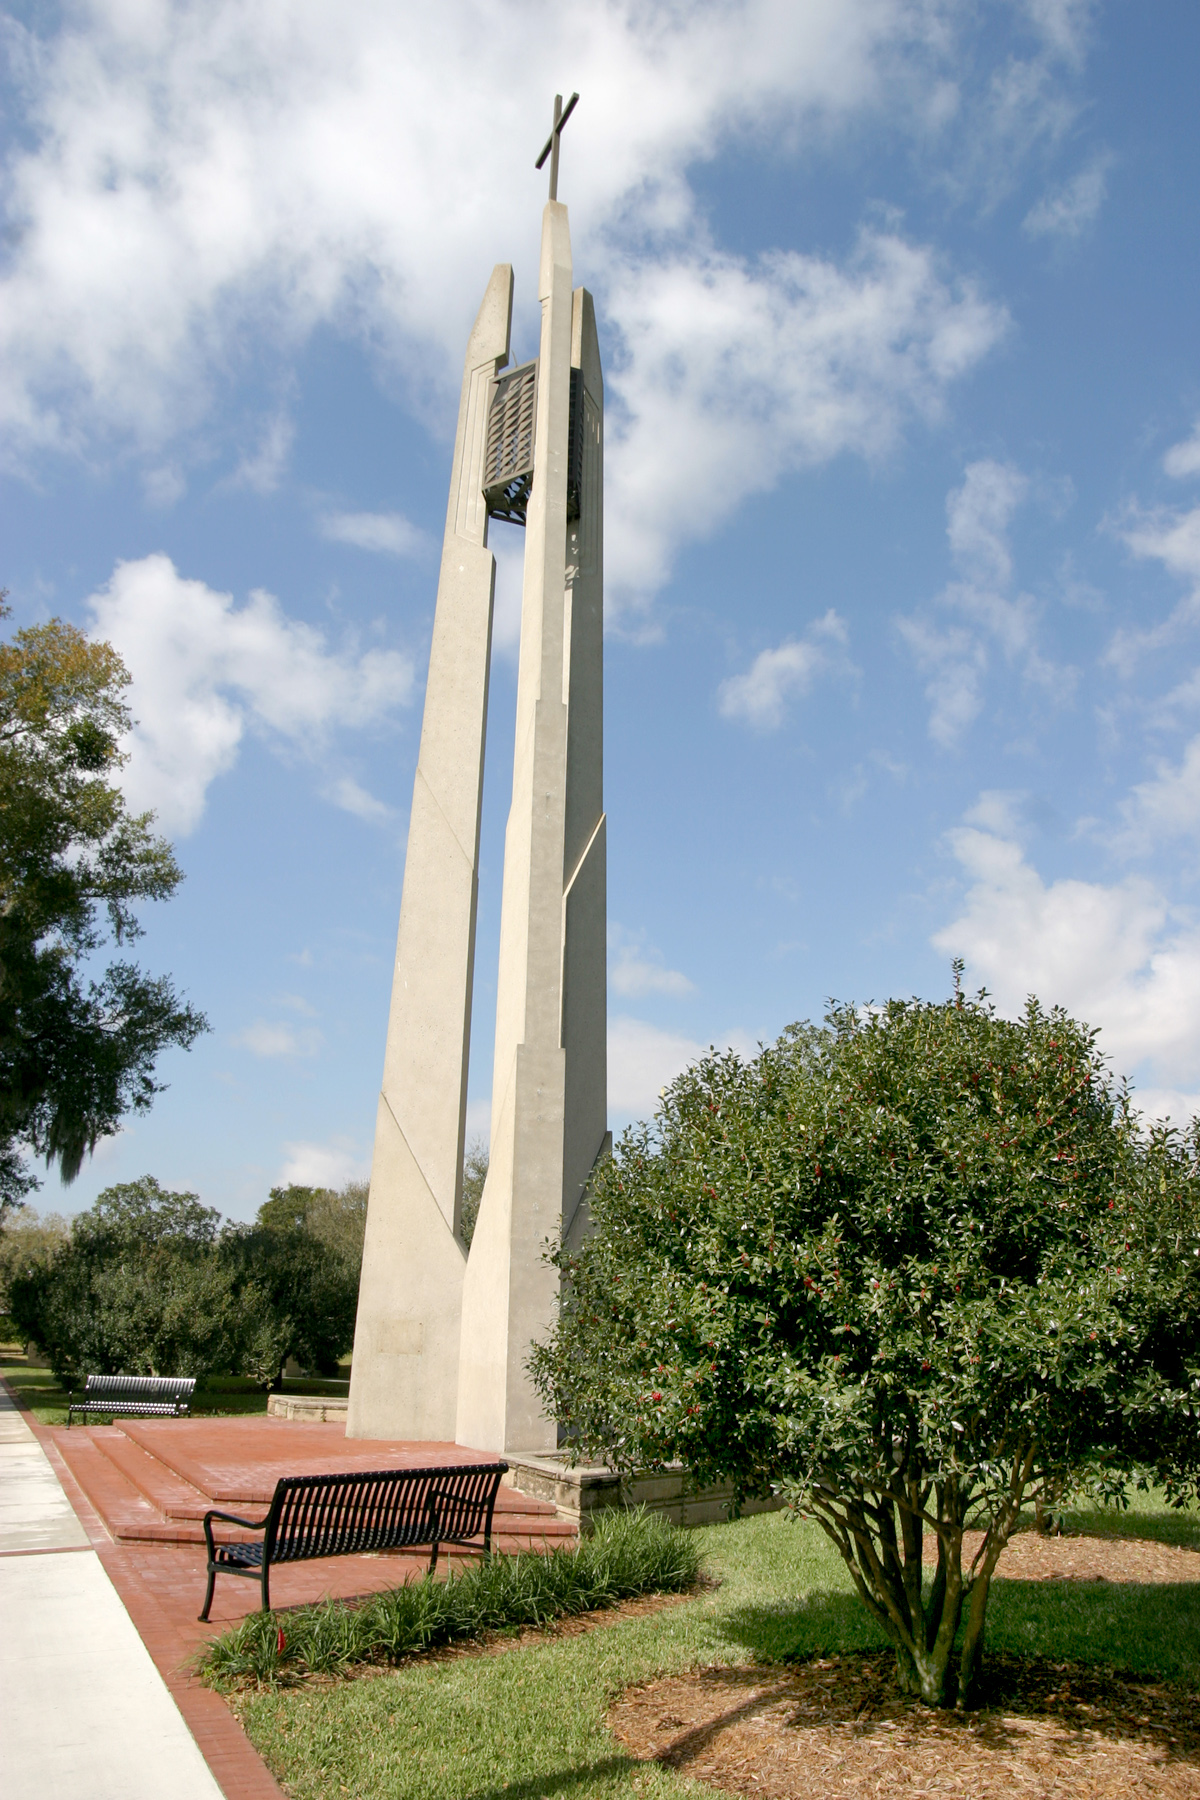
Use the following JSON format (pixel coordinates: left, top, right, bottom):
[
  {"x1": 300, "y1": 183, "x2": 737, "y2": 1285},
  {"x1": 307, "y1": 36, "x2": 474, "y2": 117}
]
[
  {"x1": 213, "y1": 1181, "x2": 367, "y2": 1383},
  {"x1": 7, "y1": 1175, "x2": 245, "y2": 1378},
  {"x1": 7, "y1": 1175, "x2": 368, "y2": 1385},
  {"x1": 0, "y1": 1203, "x2": 69, "y2": 1319},
  {"x1": 0, "y1": 603, "x2": 206, "y2": 1213},
  {"x1": 531, "y1": 980, "x2": 1200, "y2": 1707}
]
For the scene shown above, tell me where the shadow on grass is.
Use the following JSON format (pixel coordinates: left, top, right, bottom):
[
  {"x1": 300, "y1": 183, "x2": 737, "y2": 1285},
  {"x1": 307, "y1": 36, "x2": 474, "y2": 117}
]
[
  {"x1": 1055, "y1": 1505, "x2": 1200, "y2": 1552},
  {"x1": 459, "y1": 1756, "x2": 635, "y2": 1800},
  {"x1": 717, "y1": 1578, "x2": 1200, "y2": 1684},
  {"x1": 718, "y1": 1588, "x2": 888, "y2": 1663},
  {"x1": 987, "y1": 1577, "x2": 1200, "y2": 1682}
]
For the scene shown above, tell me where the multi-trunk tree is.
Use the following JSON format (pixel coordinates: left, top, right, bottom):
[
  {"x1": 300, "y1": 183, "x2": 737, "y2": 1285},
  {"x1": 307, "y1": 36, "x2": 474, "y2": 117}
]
[{"x1": 531, "y1": 977, "x2": 1200, "y2": 1707}]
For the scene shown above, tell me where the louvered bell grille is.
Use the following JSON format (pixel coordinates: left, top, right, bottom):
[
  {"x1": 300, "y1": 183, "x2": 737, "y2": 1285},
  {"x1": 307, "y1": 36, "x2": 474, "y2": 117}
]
[
  {"x1": 483, "y1": 360, "x2": 538, "y2": 524},
  {"x1": 565, "y1": 365, "x2": 584, "y2": 525},
  {"x1": 483, "y1": 360, "x2": 586, "y2": 527}
]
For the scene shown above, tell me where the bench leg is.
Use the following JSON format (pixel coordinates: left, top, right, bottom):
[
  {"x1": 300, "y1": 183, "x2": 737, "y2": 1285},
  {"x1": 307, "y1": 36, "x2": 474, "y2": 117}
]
[
  {"x1": 199, "y1": 1567, "x2": 217, "y2": 1623},
  {"x1": 261, "y1": 1562, "x2": 271, "y2": 1614},
  {"x1": 429, "y1": 1538, "x2": 440, "y2": 1576}
]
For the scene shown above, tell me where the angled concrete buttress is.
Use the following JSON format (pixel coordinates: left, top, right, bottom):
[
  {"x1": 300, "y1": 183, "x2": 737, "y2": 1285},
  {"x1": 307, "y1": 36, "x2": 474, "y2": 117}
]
[
  {"x1": 347, "y1": 264, "x2": 513, "y2": 1440},
  {"x1": 456, "y1": 201, "x2": 608, "y2": 1455}
]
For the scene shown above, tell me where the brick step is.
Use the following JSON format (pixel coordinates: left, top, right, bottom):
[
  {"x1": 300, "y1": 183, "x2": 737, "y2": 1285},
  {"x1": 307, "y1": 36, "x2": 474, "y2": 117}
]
[
  {"x1": 53, "y1": 1431, "x2": 199, "y2": 1544},
  {"x1": 88, "y1": 1424, "x2": 213, "y2": 1521},
  {"x1": 53, "y1": 1426, "x2": 576, "y2": 1552},
  {"x1": 497, "y1": 1513, "x2": 576, "y2": 1537},
  {"x1": 490, "y1": 1530, "x2": 576, "y2": 1552},
  {"x1": 117, "y1": 1417, "x2": 571, "y2": 1522}
]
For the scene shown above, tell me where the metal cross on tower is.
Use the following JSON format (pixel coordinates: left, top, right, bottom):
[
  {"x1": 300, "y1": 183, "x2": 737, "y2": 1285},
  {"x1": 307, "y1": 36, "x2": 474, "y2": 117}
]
[{"x1": 535, "y1": 91, "x2": 579, "y2": 202}]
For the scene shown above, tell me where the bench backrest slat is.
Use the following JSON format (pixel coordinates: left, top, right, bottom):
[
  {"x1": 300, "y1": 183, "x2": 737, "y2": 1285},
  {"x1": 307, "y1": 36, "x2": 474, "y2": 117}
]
[
  {"x1": 81, "y1": 1374, "x2": 196, "y2": 1402},
  {"x1": 264, "y1": 1463, "x2": 507, "y2": 1565}
]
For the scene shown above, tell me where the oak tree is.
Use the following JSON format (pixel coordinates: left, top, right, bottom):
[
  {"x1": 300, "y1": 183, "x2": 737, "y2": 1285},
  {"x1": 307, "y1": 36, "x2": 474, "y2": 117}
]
[{"x1": 0, "y1": 604, "x2": 206, "y2": 1213}]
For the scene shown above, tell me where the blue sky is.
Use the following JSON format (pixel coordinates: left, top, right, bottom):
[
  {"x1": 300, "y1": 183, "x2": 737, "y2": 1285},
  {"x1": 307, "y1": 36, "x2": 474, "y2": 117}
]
[{"x1": 5, "y1": 0, "x2": 1200, "y2": 1221}]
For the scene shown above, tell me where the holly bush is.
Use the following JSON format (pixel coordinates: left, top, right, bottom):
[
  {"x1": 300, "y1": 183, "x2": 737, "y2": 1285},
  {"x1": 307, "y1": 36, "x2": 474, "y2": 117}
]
[{"x1": 530, "y1": 981, "x2": 1200, "y2": 1707}]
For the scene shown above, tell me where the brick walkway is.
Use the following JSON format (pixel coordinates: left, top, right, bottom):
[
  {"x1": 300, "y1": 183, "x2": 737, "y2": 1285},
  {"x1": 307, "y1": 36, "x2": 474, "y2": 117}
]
[{"x1": 16, "y1": 1401, "x2": 575, "y2": 1800}]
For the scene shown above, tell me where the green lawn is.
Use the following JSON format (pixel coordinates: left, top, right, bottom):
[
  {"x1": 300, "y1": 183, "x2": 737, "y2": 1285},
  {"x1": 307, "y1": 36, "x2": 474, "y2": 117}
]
[
  {"x1": 1054, "y1": 1489, "x2": 1200, "y2": 1550},
  {"x1": 0, "y1": 1352, "x2": 349, "y2": 1424},
  {"x1": 231, "y1": 1501, "x2": 1200, "y2": 1800}
]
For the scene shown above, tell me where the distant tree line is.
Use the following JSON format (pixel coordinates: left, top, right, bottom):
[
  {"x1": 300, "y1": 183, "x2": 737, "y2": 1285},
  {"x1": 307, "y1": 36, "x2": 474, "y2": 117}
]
[{"x1": 1, "y1": 1175, "x2": 367, "y2": 1386}]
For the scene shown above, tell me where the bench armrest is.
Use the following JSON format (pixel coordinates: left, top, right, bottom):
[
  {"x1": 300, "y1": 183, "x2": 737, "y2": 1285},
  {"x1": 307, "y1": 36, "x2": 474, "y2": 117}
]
[
  {"x1": 204, "y1": 1507, "x2": 271, "y2": 1532},
  {"x1": 204, "y1": 1497, "x2": 275, "y2": 1569}
]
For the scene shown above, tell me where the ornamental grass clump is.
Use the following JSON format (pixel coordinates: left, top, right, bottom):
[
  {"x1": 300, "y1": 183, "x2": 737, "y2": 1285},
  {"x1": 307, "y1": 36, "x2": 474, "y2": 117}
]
[
  {"x1": 198, "y1": 1506, "x2": 699, "y2": 1686},
  {"x1": 530, "y1": 971, "x2": 1200, "y2": 1710}
]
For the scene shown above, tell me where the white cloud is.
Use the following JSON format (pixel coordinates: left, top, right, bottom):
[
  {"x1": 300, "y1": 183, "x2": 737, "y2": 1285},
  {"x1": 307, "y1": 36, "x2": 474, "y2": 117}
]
[
  {"x1": 608, "y1": 1016, "x2": 707, "y2": 1118},
  {"x1": 278, "y1": 1136, "x2": 369, "y2": 1188},
  {"x1": 964, "y1": 788, "x2": 1027, "y2": 835},
  {"x1": 607, "y1": 1016, "x2": 761, "y2": 1118},
  {"x1": 934, "y1": 818, "x2": 1200, "y2": 1109},
  {"x1": 1022, "y1": 0, "x2": 1094, "y2": 62},
  {"x1": 280, "y1": 993, "x2": 319, "y2": 1016},
  {"x1": 1023, "y1": 153, "x2": 1112, "y2": 239},
  {"x1": 899, "y1": 459, "x2": 1070, "y2": 744},
  {"x1": 0, "y1": 1, "x2": 1008, "y2": 433},
  {"x1": 320, "y1": 511, "x2": 428, "y2": 557},
  {"x1": 946, "y1": 459, "x2": 1028, "y2": 585},
  {"x1": 86, "y1": 553, "x2": 415, "y2": 833},
  {"x1": 607, "y1": 237, "x2": 1006, "y2": 611},
  {"x1": 1106, "y1": 505, "x2": 1200, "y2": 674},
  {"x1": 896, "y1": 615, "x2": 987, "y2": 743},
  {"x1": 143, "y1": 465, "x2": 186, "y2": 509},
  {"x1": 1109, "y1": 737, "x2": 1200, "y2": 858},
  {"x1": 231, "y1": 412, "x2": 294, "y2": 493},
  {"x1": 0, "y1": 2, "x2": 1029, "y2": 618},
  {"x1": 1122, "y1": 506, "x2": 1200, "y2": 585},
  {"x1": 718, "y1": 610, "x2": 852, "y2": 730},
  {"x1": 611, "y1": 960, "x2": 695, "y2": 1000},
  {"x1": 945, "y1": 34, "x2": 1084, "y2": 214},
  {"x1": 1165, "y1": 425, "x2": 1200, "y2": 481},
  {"x1": 324, "y1": 775, "x2": 392, "y2": 822},
  {"x1": 609, "y1": 926, "x2": 695, "y2": 999},
  {"x1": 236, "y1": 1021, "x2": 322, "y2": 1058}
]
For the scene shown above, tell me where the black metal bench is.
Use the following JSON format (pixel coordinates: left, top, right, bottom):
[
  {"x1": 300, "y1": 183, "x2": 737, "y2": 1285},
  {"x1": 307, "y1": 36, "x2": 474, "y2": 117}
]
[
  {"x1": 67, "y1": 1373, "x2": 196, "y2": 1426},
  {"x1": 199, "y1": 1461, "x2": 509, "y2": 1620}
]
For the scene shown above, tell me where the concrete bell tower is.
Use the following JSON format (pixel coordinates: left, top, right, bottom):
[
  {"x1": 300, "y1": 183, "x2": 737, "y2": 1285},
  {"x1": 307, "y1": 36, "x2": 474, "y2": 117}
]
[{"x1": 348, "y1": 96, "x2": 607, "y2": 1454}]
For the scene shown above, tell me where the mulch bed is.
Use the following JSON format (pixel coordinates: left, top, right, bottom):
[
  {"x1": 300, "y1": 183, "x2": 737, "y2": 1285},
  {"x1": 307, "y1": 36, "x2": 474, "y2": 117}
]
[
  {"x1": 610, "y1": 1653, "x2": 1200, "y2": 1798},
  {"x1": 951, "y1": 1528, "x2": 1200, "y2": 1586},
  {"x1": 610, "y1": 1530, "x2": 1200, "y2": 1797}
]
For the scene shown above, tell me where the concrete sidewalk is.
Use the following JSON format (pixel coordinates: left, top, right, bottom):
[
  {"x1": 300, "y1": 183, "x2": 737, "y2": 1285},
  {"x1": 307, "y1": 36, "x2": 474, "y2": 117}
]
[{"x1": 0, "y1": 1387, "x2": 225, "y2": 1800}]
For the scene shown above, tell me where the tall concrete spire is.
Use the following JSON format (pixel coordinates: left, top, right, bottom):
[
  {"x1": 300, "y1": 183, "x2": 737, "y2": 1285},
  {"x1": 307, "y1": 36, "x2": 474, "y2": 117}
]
[
  {"x1": 347, "y1": 265, "x2": 512, "y2": 1442},
  {"x1": 348, "y1": 194, "x2": 606, "y2": 1454},
  {"x1": 456, "y1": 202, "x2": 607, "y2": 1453}
]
